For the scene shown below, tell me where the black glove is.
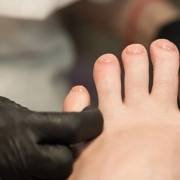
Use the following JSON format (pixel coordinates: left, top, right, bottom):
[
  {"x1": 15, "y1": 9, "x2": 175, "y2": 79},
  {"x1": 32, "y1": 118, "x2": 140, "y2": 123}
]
[{"x1": 0, "y1": 97, "x2": 103, "y2": 180}]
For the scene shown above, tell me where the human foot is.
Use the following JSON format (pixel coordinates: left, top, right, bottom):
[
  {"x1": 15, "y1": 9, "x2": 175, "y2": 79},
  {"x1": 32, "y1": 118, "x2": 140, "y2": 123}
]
[
  {"x1": 65, "y1": 39, "x2": 180, "y2": 180},
  {"x1": 63, "y1": 85, "x2": 90, "y2": 112}
]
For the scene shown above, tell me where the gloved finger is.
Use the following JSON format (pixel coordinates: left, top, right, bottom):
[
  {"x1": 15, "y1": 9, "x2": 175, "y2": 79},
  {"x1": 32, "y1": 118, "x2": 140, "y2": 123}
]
[
  {"x1": 33, "y1": 106, "x2": 103, "y2": 144},
  {"x1": 0, "y1": 173, "x2": 35, "y2": 180},
  {"x1": 27, "y1": 145, "x2": 73, "y2": 180},
  {"x1": 0, "y1": 96, "x2": 29, "y2": 110}
]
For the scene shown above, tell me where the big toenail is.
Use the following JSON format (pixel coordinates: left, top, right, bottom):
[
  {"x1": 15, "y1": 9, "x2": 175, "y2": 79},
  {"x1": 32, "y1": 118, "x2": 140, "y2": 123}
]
[
  {"x1": 71, "y1": 86, "x2": 85, "y2": 92},
  {"x1": 98, "y1": 54, "x2": 115, "y2": 63},
  {"x1": 156, "y1": 40, "x2": 175, "y2": 50},
  {"x1": 126, "y1": 44, "x2": 144, "y2": 54}
]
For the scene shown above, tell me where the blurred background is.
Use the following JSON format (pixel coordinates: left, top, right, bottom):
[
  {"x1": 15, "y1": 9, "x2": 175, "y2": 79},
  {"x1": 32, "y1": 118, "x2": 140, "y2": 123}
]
[
  {"x1": 61, "y1": 0, "x2": 180, "y2": 106},
  {"x1": 0, "y1": 0, "x2": 180, "y2": 111},
  {"x1": 62, "y1": 3, "x2": 123, "y2": 106}
]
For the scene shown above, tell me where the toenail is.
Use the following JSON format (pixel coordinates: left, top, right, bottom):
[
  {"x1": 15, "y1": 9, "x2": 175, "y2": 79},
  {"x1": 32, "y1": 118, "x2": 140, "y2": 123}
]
[
  {"x1": 156, "y1": 40, "x2": 176, "y2": 50},
  {"x1": 126, "y1": 44, "x2": 144, "y2": 54},
  {"x1": 71, "y1": 86, "x2": 85, "y2": 92},
  {"x1": 98, "y1": 55, "x2": 115, "y2": 63}
]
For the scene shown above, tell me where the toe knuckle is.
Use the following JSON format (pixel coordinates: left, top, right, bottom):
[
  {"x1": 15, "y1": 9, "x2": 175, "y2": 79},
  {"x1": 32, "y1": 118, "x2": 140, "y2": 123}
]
[{"x1": 157, "y1": 77, "x2": 174, "y2": 86}]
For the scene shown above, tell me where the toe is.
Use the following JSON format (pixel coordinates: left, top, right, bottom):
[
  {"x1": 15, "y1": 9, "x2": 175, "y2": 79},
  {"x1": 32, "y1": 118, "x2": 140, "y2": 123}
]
[
  {"x1": 150, "y1": 39, "x2": 179, "y2": 106},
  {"x1": 122, "y1": 44, "x2": 149, "y2": 105},
  {"x1": 93, "y1": 54, "x2": 122, "y2": 118},
  {"x1": 63, "y1": 86, "x2": 90, "y2": 112}
]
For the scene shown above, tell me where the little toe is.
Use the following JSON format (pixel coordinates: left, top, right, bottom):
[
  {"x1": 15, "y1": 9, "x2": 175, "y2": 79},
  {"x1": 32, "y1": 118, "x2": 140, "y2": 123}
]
[
  {"x1": 63, "y1": 86, "x2": 90, "y2": 112},
  {"x1": 122, "y1": 44, "x2": 149, "y2": 105},
  {"x1": 151, "y1": 39, "x2": 179, "y2": 106}
]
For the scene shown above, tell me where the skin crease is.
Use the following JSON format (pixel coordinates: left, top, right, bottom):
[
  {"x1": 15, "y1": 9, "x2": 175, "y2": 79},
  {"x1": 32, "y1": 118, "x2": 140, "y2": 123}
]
[{"x1": 64, "y1": 39, "x2": 180, "y2": 180}]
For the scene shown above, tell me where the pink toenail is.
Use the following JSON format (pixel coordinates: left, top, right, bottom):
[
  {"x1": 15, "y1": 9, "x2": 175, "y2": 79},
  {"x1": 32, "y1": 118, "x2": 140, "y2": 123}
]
[
  {"x1": 156, "y1": 40, "x2": 175, "y2": 50},
  {"x1": 98, "y1": 55, "x2": 115, "y2": 63},
  {"x1": 126, "y1": 44, "x2": 144, "y2": 54},
  {"x1": 71, "y1": 86, "x2": 85, "y2": 92}
]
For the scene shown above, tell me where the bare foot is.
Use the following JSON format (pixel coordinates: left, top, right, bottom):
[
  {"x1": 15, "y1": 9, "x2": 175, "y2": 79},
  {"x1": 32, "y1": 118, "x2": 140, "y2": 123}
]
[{"x1": 64, "y1": 39, "x2": 180, "y2": 180}]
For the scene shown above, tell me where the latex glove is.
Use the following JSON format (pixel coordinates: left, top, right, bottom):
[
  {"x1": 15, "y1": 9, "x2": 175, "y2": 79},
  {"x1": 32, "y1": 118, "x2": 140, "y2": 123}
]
[{"x1": 0, "y1": 97, "x2": 103, "y2": 180}]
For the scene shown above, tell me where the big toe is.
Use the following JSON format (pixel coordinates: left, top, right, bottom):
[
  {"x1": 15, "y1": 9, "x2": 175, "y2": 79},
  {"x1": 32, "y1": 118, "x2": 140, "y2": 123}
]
[{"x1": 150, "y1": 39, "x2": 179, "y2": 108}]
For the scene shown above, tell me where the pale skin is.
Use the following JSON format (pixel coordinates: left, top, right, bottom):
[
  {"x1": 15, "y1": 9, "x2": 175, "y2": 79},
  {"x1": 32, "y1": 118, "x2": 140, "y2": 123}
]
[{"x1": 63, "y1": 39, "x2": 180, "y2": 180}]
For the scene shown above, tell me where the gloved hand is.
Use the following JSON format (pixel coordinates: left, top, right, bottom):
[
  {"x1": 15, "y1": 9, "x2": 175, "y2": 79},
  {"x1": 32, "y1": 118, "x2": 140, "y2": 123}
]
[{"x1": 0, "y1": 97, "x2": 103, "y2": 180}]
